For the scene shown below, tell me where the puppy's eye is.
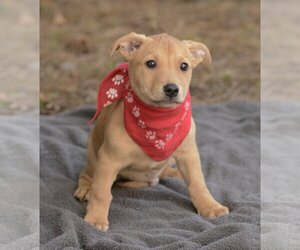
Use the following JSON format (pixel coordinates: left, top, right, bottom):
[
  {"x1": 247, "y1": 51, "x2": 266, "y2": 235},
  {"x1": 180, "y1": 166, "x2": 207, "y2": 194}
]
[
  {"x1": 180, "y1": 62, "x2": 189, "y2": 71},
  {"x1": 145, "y1": 60, "x2": 156, "y2": 68}
]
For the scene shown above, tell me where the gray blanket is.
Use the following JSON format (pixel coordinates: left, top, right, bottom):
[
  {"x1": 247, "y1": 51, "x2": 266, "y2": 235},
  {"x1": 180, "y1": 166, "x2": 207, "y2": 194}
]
[
  {"x1": 40, "y1": 102, "x2": 260, "y2": 249},
  {"x1": 261, "y1": 103, "x2": 300, "y2": 250},
  {"x1": 0, "y1": 115, "x2": 39, "y2": 250}
]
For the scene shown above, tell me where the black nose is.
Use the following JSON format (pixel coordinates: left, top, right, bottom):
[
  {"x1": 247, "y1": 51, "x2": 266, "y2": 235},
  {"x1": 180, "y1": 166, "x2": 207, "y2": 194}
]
[{"x1": 163, "y1": 83, "x2": 179, "y2": 98}]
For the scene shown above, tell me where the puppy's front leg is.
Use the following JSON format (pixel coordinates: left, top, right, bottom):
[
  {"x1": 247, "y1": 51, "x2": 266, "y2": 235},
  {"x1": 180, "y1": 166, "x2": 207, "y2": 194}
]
[
  {"x1": 175, "y1": 127, "x2": 229, "y2": 218},
  {"x1": 84, "y1": 146, "x2": 123, "y2": 231}
]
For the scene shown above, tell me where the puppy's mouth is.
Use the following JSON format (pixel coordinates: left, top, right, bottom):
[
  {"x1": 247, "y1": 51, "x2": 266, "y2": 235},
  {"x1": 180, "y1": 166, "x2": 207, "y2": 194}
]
[
  {"x1": 138, "y1": 88, "x2": 184, "y2": 107},
  {"x1": 153, "y1": 99, "x2": 180, "y2": 104},
  {"x1": 152, "y1": 98, "x2": 182, "y2": 106}
]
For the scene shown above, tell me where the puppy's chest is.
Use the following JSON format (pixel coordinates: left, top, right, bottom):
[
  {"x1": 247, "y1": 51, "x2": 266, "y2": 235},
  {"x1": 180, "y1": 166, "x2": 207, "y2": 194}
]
[
  {"x1": 118, "y1": 158, "x2": 167, "y2": 183},
  {"x1": 129, "y1": 158, "x2": 167, "y2": 171}
]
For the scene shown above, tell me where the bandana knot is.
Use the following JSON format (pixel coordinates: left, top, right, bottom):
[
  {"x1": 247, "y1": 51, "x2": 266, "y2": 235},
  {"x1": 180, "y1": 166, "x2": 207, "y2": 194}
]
[{"x1": 91, "y1": 63, "x2": 192, "y2": 161}]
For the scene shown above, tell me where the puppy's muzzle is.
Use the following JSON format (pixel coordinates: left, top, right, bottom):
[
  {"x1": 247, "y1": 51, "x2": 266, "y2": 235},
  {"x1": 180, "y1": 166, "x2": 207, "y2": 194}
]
[{"x1": 163, "y1": 83, "x2": 179, "y2": 98}]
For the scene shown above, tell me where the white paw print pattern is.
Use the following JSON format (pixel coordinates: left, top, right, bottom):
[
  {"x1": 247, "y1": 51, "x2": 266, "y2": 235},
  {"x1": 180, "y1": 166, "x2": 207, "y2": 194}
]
[
  {"x1": 132, "y1": 105, "x2": 140, "y2": 117},
  {"x1": 181, "y1": 111, "x2": 187, "y2": 121},
  {"x1": 103, "y1": 101, "x2": 112, "y2": 107},
  {"x1": 175, "y1": 121, "x2": 181, "y2": 130},
  {"x1": 106, "y1": 88, "x2": 118, "y2": 99},
  {"x1": 112, "y1": 74, "x2": 124, "y2": 85},
  {"x1": 184, "y1": 101, "x2": 190, "y2": 111},
  {"x1": 155, "y1": 140, "x2": 165, "y2": 149},
  {"x1": 138, "y1": 119, "x2": 146, "y2": 128},
  {"x1": 166, "y1": 133, "x2": 173, "y2": 141},
  {"x1": 145, "y1": 131, "x2": 156, "y2": 140},
  {"x1": 125, "y1": 92, "x2": 134, "y2": 103}
]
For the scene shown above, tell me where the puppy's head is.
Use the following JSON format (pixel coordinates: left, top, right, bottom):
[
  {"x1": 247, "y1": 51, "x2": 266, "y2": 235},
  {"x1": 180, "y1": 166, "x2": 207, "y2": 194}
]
[{"x1": 112, "y1": 33, "x2": 211, "y2": 107}]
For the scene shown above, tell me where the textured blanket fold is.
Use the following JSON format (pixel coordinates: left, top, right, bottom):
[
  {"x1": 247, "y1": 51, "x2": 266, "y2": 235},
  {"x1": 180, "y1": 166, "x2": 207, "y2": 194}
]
[
  {"x1": 40, "y1": 102, "x2": 260, "y2": 249},
  {"x1": 261, "y1": 103, "x2": 300, "y2": 250},
  {"x1": 0, "y1": 115, "x2": 39, "y2": 250}
]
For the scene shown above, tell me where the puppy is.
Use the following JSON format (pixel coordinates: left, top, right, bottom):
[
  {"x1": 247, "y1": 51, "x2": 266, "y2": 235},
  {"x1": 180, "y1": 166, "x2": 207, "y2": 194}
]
[{"x1": 74, "y1": 33, "x2": 229, "y2": 231}]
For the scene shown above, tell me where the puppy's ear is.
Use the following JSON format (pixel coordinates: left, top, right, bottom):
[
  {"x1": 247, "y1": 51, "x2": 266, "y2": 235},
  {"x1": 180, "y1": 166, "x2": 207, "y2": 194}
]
[
  {"x1": 111, "y1": 32, "x2": 148, "y2": 60},
  {"x1": 182, "y1": 40, "x2": 212, "y2": 67}
]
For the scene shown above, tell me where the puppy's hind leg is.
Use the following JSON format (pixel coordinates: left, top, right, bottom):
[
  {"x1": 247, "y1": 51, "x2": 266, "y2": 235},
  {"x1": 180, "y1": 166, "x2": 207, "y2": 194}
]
[{"x1": 74, "y1": 168, "x2": 92, "y2": 202}]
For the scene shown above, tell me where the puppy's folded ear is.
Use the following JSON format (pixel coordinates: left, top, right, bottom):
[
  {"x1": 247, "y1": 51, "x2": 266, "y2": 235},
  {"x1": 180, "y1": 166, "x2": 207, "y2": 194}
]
[
  {"x1": 111, "y1": 32, "x2": 148, "y2": 60},
  {"x1": 182, "y1": 40, "x2": 212, "y2": 67}
]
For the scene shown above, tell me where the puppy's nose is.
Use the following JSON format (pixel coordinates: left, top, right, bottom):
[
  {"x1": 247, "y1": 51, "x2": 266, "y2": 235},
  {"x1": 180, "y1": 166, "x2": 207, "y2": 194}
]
[{"x1": 163, "y1": 83, "x2": 179, "y2": 98}]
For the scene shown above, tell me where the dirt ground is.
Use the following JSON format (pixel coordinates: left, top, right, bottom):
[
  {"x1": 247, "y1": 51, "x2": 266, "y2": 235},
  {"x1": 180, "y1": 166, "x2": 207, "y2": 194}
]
[
  {"x1": 0, "y1": 0, "x2": 39, "y2": 115},
  {"x1": 40, "y1": 0, "x2": 260, "y2": 114},
  {"x1": 261, "y1": 0, "x2": 300, "y2": 102}
]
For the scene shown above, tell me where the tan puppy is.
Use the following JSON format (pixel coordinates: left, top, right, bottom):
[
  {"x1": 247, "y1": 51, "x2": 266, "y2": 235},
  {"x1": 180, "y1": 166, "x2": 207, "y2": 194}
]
[{"x1": 74, "y1": 33, "x2": 229, "y2": 231}]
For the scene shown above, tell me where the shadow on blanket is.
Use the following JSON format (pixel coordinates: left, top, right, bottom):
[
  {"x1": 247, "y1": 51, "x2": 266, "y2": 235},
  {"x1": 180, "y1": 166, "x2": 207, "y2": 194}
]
[{"x1": 40, "y1": 102, "x2": 260, "y2": 249}]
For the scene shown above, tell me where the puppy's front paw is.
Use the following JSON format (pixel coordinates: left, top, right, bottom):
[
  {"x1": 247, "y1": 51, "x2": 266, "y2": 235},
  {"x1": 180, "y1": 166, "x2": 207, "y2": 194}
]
[
  {"x1": 74, "y1": 186, "x2": 91, "y2": 202},
  {"x1": 198, "y1": 202, "x2": 229, "y2": 219},
  {"x1": 84, "y1": 215, "x2": 109, "y2": 232}
]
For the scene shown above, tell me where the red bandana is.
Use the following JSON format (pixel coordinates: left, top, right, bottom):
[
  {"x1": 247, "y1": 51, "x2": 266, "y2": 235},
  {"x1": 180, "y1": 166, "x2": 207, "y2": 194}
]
[{"x1": 90, "y1": 63, "x2": 192, "y2": 161}]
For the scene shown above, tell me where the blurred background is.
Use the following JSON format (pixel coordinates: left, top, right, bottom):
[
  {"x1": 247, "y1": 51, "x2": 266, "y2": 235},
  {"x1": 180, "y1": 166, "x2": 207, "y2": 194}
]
[
  {"x1": 0, "y1": 0, "x2": 38, "y2": 115},
  {"x1": 0, "y1": 0, "x2": 39, "y2": 248},
  {"x1": 261, "y1": 1, "x2": 300, "y2": 249},
  {"x1": 40, "y1": 0, "x2": 260, "y2": 115}
]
